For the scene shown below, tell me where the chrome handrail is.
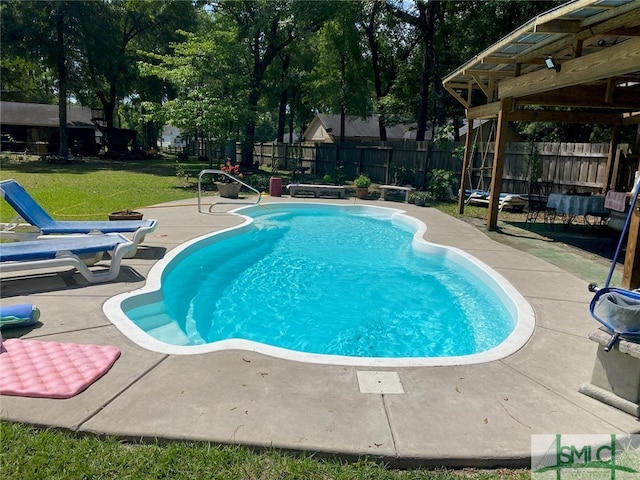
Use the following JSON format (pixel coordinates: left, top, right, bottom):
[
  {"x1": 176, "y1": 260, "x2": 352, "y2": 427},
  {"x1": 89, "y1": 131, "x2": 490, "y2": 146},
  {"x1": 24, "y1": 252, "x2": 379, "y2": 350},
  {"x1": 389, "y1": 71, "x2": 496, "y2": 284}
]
[{"x1": 197, "y1": 169, "x2": 262, "y2": 213}]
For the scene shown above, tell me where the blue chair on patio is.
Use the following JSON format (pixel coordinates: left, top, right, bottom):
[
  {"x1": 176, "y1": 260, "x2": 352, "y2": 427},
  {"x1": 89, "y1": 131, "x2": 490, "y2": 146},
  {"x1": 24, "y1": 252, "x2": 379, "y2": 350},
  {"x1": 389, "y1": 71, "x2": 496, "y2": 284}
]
[
  {"x1": 0, "y1": 179, "x2": 157, "y2": 250},
  {"x1": 0, "y1": 233, "x2": 136, "y2": 283}
]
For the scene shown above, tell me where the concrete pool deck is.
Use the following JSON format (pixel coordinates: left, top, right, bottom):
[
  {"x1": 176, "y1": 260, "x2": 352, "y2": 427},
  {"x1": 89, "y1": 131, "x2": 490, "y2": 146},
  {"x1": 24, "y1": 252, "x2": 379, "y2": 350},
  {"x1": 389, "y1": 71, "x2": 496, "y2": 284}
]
[{"x1": 1, "y1": 195, "x2": 639, "y2": 468}]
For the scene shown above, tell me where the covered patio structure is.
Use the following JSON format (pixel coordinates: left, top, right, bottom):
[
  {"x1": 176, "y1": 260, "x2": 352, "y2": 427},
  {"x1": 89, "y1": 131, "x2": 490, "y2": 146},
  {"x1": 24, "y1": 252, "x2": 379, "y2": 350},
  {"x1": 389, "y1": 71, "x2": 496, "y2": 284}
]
[{"x1": 443, "y1": 0, "x2": 640, "y2": 287}]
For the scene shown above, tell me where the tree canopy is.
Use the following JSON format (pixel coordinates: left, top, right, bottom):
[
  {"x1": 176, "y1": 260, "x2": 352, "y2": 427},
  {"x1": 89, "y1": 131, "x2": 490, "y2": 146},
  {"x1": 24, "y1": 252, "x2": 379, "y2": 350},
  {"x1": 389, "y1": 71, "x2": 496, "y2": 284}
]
[{"x1": 2, "y1": 0, "x2": 578, "y2": 159}]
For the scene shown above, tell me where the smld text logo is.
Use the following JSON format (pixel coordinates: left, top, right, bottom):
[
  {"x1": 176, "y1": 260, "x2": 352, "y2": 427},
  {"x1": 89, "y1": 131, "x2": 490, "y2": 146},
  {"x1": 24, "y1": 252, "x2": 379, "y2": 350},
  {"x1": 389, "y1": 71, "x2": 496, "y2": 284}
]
[{"x1": 532, "y1": 435, "x2": 640, "y2": 480}]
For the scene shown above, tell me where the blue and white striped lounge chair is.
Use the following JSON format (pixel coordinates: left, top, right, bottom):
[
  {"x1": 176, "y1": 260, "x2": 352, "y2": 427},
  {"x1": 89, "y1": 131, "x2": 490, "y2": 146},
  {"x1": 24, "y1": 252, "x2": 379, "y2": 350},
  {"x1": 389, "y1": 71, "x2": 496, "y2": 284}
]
[
  {"x1": 0, "y1": 179, "x2": 157, "y2": 249},
  {"x1": 464, "y1": 189, "x2": 527, "y2": 211},
  {"x1": 0, "y1": 233, "x2": 136, "y2": 283}
]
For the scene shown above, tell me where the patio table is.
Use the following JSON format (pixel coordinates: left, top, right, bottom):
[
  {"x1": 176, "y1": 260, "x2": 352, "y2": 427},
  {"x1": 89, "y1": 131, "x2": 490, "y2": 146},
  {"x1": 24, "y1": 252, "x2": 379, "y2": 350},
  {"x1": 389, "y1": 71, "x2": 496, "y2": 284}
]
[{"x1": 547, "y1": 193, "x2": 608, "y2": 228}]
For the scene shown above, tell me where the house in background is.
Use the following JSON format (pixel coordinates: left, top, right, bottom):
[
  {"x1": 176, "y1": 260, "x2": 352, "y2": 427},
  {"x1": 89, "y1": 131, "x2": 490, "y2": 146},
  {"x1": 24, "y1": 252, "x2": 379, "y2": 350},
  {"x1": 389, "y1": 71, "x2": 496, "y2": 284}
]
[
  {"x1": 303, "y1": 114, "x2": 419, "y2": 143},
  {"x1": 0, "y1": 101, "x2": 102, "y2": 155},
  {"x1": 160, "y1": 124, "x2": 186, "y2": 150}
]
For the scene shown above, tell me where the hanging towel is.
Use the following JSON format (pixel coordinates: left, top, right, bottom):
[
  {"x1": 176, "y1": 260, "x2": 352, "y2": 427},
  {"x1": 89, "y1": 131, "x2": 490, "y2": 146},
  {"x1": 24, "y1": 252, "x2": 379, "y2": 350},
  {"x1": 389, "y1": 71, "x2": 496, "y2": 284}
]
[{"x1": 604, "y1": 190, "x2": 627, "y2": 212}]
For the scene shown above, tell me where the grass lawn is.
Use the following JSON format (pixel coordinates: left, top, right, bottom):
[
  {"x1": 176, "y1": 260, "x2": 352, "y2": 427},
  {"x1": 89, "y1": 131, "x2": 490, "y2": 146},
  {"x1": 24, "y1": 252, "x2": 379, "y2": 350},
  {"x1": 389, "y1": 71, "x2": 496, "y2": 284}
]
[
  {"x1": 0, "y1": 422, "x2": 528, "y2": 479},
  {"x1": 0, "y1": 155, "x2": 220, "y2": 222}
]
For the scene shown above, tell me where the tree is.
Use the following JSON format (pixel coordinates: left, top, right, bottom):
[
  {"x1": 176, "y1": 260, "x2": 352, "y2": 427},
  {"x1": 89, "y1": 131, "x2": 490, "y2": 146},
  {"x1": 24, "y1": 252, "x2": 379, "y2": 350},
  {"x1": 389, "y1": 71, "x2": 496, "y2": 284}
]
[
  {"x1": 357, "y1": 0, "x2": 419, "y2": 141},
  {"x1": 138, "y1": 16, "x2": 248, "y2": 155},
  {"x1": 2, "y1": 1, "x2": 86, "y2": 156},
  {"x1": 305, "y1": 2, "x2": 372, "y2": 141},
  {"x1": 72, "y1": 0, "x2": 200, "y2": 151},
  {"x1": 212, "y1": 0, "x2": 333, "y2": 167},
  {"x1": 385, "y1": 0, "x2": 440, "y2": 141}
]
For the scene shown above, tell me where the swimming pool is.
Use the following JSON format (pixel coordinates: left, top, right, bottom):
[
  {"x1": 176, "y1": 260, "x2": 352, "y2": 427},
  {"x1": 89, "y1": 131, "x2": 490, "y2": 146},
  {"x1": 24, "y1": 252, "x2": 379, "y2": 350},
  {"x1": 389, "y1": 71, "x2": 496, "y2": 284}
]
[{"x1": 104, "y1": 203, "x2": 535, "y2": 366}]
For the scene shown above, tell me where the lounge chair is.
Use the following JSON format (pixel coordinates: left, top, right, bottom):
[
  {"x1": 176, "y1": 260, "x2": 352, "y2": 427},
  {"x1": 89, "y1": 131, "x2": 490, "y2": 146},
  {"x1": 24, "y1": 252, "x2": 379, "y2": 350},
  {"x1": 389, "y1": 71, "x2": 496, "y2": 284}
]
[
  {"x1": 0, "y1": 179, "x2": 157, "y2": 249},
  {"x1": 0, "y1": 233, "x2": 136, "y2": 283},
  {"x1": 464, "y1": 189, "x2": 526, "y2": 211}
]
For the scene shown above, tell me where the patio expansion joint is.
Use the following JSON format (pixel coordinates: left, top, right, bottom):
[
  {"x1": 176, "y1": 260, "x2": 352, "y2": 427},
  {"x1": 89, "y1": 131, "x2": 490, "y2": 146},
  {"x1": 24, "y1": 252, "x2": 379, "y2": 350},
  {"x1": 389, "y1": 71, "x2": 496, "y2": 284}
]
[
  {"x1": 382, "y1": 393, "x2": 400, "y2": 459},
  {"x1": 76, "y1": 354, "x2": 170, "y2": 433},
  {"x1": 355, "y1": 371, "x2": 403, "y2": 458}
]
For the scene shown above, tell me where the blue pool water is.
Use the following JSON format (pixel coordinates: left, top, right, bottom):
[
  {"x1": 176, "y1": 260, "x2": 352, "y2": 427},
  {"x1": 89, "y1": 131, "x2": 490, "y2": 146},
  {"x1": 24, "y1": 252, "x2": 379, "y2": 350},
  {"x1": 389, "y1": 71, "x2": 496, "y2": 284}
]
[{"x1": 117, "y1": 204, "x2": 525, "y2": 361}]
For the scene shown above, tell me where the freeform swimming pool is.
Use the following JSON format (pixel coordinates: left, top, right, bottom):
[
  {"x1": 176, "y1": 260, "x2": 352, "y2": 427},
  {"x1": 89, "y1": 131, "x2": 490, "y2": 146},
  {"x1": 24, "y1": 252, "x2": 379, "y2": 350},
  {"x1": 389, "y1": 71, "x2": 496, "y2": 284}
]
[{"x1": 104, "y1": 203, "x2": 535, "y2": 366}]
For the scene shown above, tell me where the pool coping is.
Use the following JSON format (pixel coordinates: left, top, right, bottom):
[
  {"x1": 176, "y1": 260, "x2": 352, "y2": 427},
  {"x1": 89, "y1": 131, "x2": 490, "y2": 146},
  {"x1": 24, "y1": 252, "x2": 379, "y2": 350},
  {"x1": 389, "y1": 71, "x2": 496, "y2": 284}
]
[
  {"x1": 103, "y1": 202, "x2": 535, "y2": 367},
  {"x1": 1, "y1": 195, "x2": 638, "y2": 469}
]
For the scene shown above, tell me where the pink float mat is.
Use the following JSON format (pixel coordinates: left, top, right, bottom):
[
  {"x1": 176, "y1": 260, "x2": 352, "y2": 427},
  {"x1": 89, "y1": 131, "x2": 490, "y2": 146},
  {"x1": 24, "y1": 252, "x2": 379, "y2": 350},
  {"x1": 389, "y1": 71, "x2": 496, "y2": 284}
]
[{"x1": 0, "y1": 338, "x2": 120, "y2": 399}]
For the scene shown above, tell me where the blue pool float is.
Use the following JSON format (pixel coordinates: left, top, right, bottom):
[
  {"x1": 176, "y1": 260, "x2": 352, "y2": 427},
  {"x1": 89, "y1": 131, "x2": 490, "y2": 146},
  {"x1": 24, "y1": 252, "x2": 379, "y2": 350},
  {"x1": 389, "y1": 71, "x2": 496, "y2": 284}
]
[{"x1": 0, "y1": 304, "x2": 40, "y2": 329}]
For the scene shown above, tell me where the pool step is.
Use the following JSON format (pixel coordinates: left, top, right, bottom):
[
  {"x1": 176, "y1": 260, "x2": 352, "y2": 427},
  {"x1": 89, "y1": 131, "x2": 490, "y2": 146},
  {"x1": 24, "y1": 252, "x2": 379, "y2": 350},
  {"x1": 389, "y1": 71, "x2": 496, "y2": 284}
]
[{"x1": 137, "y1": 313, "x2": 193, "y2": 346}]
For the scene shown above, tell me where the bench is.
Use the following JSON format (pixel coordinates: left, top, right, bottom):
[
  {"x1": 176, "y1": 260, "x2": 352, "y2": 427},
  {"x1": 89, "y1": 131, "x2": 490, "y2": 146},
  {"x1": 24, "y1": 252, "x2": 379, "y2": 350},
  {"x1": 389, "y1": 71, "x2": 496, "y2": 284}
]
[
  {"x1": 287, "y1": 184, "x2": 346, "y2": 198},
  {"x1": 379, "y1": 185, "x2": 415, "y2": 203}
]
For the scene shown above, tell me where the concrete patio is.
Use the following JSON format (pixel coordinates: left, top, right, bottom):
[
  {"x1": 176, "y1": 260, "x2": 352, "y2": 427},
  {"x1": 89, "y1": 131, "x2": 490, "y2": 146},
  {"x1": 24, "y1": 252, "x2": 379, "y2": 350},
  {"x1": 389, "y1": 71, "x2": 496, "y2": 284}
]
[{"x1": 1, "y1": 194, "x2": 639, "y2": 468}]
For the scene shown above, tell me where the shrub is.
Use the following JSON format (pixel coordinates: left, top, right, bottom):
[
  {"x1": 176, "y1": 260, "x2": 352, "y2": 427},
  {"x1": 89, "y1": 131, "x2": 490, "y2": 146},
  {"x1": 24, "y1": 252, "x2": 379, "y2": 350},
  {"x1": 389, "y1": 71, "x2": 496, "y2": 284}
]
[{"x1": 426, "y1": 169, "x2": 457, "y2": 201}]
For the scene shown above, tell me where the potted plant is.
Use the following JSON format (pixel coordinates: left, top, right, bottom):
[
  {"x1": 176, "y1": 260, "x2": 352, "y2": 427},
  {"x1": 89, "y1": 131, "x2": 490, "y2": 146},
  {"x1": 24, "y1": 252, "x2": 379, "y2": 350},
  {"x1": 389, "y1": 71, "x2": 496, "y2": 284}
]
[
  {"x1": 411, "y1": 192, "x2": 433, "y2": 207},
  {"x1": 354, "y1": 174, "x2": 372, "y2": 199},
  {"x1": 216, "y1": 160, "x2": 243, "y2": 198},
  {"x1": 108, "y1": 209, "x2": 144, "y2": 221}
]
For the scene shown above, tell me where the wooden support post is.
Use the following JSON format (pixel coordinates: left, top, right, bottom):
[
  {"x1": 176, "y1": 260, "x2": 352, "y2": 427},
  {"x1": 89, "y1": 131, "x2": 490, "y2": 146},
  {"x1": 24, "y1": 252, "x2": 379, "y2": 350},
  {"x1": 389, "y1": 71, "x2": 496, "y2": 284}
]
[
  {"x1": 487, "y1": 97, "x2": 512, "y2": 230},
  {"x1": 622, "y1": 211, "x2": 640, "y2": 289},
  {"x1": 457, "y1": 118, "x2": 475, "y2": 214},
  {"x1": 603, "y1": 126, "x2": 620, "y2": 191},
  {"x1": 622, "y1": 159, "x2": 640, "y2": 289}
]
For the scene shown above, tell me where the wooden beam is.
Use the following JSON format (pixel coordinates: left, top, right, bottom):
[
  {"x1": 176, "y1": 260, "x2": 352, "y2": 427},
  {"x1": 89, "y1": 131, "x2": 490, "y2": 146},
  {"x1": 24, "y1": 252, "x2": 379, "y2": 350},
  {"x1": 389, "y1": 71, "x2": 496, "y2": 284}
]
[
  {"x1": 487, "y1": 97, "x2": 512, "y2": 230},
  {"x1": 508, "y1": 109, "x2": 624, "y2": 124},
  {"x1": 516, "y1": 83, "x2": 640, "y2": 109},
  {"x1": 466, "y1": 102, "x2": 500, "y2": 120},
  {"x1": 471, "y1": 73, "x2": 492, "y2": 100},
  {"x1": 499, "y1": 37, "x2": 640, "y2": 99},
  {"x1": 622, "y1": 112, "x2": 640, "y2": 125},
  {"x1": 444, "y1": 84, "x2": 469, "y2": 109}
]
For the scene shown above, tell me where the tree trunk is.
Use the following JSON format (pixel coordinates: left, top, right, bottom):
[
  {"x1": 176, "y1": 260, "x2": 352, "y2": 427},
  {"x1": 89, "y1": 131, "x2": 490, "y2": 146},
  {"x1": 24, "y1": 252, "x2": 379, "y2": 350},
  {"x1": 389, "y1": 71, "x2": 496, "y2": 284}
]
[
  {"x1": 56, "y1": 7, "x2": 68, "y2": 157},
  {"x1": 415, "y1": 1, "x2": 438, "y2": 142},
  {"x1": 242, "y1": 87, "x2": 260, "y2": 168},
  {"x1": 276, "y1": 54, "x2": 290, "y2": 143},
  {"x1": 277, "y1": 88, "x2": 288, "y2": 143}
]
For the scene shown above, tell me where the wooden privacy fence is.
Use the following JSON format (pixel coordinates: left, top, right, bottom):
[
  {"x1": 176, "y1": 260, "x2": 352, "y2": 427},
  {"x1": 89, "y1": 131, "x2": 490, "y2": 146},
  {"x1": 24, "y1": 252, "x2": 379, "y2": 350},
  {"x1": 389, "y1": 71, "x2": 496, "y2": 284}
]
[{"x1": 252, "y1": 141, "x2": 624, "y2": 194}]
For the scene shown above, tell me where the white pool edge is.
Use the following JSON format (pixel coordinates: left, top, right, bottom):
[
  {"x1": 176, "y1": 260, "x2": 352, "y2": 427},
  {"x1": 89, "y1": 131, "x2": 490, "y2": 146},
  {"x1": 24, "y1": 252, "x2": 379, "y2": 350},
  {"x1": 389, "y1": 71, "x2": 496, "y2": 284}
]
[{"x1": 103, "y1": 203, "x2": 535, "y2": 367}]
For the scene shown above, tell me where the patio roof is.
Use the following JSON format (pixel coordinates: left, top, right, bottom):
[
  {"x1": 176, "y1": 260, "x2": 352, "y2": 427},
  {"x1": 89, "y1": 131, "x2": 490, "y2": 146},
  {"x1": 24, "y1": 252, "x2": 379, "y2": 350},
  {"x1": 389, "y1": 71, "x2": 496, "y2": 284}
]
[
  {"x1": 442, "y1": 0, "x2": 640, "y2": 124},
  {"x1": 443, "y1": 0, "x2": 640, "y2": 287}
]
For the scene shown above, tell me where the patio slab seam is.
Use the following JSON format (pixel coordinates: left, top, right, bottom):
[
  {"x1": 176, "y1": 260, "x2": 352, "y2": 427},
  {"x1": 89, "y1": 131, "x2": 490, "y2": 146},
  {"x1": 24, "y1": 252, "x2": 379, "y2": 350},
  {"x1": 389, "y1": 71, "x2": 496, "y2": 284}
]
[
  {"x1": 382, "y1": 393, "x2": 401, "y2": 460},
  {"x1": 76, "y1": 354, "x2": 170, "y2": 433}
]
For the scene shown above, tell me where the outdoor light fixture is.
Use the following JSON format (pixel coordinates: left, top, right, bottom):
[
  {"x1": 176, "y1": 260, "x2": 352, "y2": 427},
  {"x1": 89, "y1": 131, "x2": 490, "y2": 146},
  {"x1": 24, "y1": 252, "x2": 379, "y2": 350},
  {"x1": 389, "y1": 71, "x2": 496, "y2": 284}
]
[{"x1": 545, "y1": 56, "x2": 561, "y2": 72}]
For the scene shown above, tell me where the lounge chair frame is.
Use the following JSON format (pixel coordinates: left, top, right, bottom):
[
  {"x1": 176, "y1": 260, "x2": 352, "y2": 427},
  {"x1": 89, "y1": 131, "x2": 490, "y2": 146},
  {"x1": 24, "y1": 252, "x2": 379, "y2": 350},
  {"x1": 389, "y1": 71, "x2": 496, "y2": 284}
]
[{"x1": 0, "y1": 233, "x2": 136, "y2": 283}]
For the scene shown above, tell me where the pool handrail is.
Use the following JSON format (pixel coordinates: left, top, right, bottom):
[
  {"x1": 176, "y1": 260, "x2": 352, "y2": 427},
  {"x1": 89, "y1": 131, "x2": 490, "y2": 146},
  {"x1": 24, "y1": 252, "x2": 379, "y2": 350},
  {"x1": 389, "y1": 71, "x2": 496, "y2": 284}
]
[{"x1": 197, "y1": 169, "x2": 262, "y2": 213}]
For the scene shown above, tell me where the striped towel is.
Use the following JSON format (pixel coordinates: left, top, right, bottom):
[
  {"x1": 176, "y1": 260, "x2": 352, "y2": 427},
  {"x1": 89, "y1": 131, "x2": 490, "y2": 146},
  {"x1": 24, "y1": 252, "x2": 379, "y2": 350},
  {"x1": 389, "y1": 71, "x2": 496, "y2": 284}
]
[{"x1": 605, "y1": 190, "x2": 627, "y2": 212}]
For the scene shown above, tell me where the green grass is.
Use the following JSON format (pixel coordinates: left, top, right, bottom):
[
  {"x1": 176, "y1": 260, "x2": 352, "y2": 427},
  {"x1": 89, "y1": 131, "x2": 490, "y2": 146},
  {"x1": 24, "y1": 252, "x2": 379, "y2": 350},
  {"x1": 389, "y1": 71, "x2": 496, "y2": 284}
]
[
  {"x1": 0, "y1": 155, "x2": 220, "y2": 221},
  {"x1": 0, "y1": 422, "x2": 528, "y2": 479}
]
